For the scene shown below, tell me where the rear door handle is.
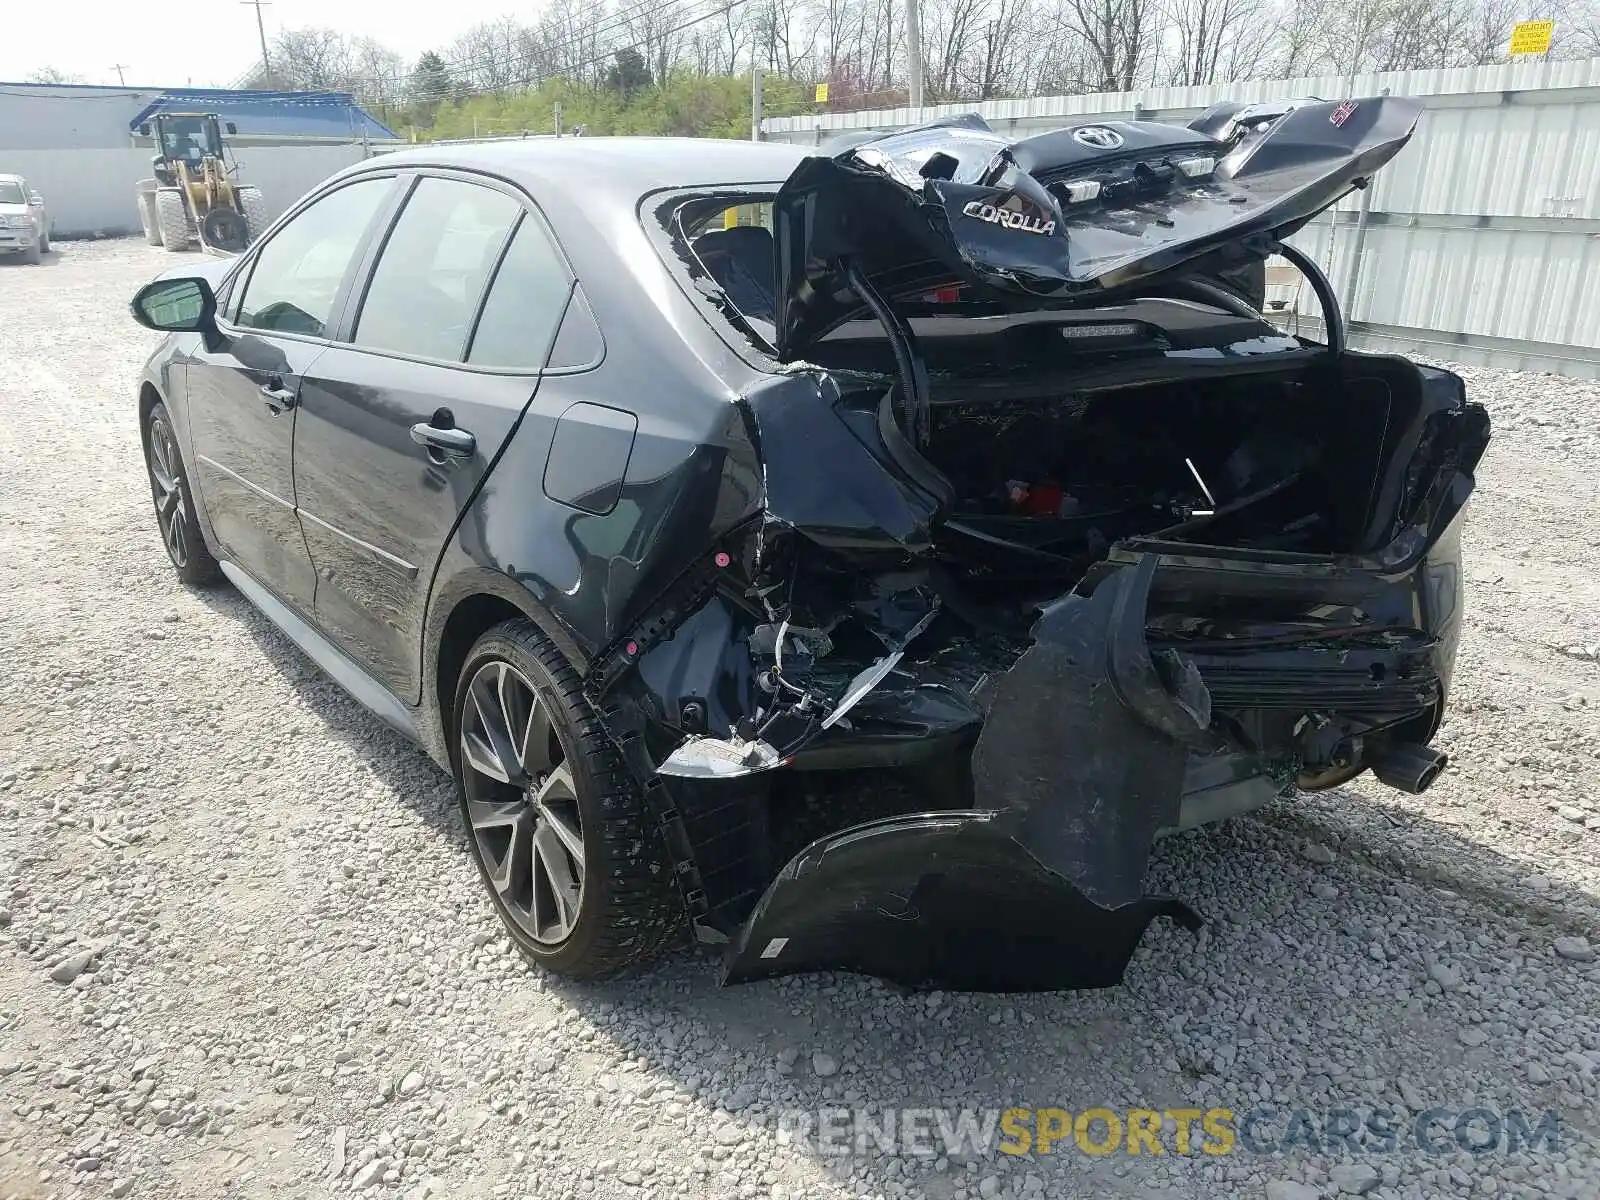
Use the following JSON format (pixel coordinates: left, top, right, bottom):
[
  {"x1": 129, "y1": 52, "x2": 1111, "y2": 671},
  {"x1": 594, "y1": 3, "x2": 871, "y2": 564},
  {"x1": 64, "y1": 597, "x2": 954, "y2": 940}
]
[
  {"x1": 258, "y1": 376, "x2": 297, "y2": 414},
  {"x1": 409, "y1": 422, "x2": 476, "y2": 459}
]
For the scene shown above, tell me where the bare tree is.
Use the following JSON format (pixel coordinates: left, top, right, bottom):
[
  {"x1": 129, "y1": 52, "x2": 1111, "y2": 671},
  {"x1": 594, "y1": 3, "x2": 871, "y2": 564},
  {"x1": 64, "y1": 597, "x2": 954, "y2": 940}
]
[
  {"x1": 449, "y1": 17, "x2": 526, "y2": 91},
  {"x1": 919, "y1": 0, "x2": 986, "y2": 97},
  {"x1": 268, "y1": 27, "x2": 357, "y2": 90},
  {"x1": 1269, "y1": 0, "x2": 1334, "y2": 77},
  {"x1": 1044, "y1": 0, "x2": 1156, "y2": 91},
  {"x1": 1569, "y1": 1, "x2": 1600, "y2": 55},
  {"x1": 967, "y1": 0, "x2": 1036, "y2": 97},
  {"x1": 1165, "y1": 0, "x2": 1268, "y2": 85},
  {"x1": 349, "y1": 37, "x2": 406, "y2": 111},
  {"x1": 625, "y1": 2, "x2": 690, "y2": 85},
  {"x1": 25, "y1": 66, "x2": 84, "y2": 84},
  {"x1": 750, "y1": 0, "x2": 823, "y2": 77}
]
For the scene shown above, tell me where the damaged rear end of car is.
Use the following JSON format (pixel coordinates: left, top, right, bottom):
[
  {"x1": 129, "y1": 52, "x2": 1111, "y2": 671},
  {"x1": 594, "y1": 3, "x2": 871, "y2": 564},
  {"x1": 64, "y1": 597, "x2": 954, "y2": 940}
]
[{"x1": 593, "y1": 96, "x2": 1490, "y2": 992}]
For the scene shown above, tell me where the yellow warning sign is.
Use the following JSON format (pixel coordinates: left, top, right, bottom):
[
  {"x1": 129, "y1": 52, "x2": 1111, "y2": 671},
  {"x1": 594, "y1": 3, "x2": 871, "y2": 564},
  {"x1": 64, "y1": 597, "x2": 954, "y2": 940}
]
[
  {"x1": 815, "y1": 82, "x2": 830, "y2": 103},
  {"x1": 1508, "y1": 18, "x2": 1555, "y2": 55}
]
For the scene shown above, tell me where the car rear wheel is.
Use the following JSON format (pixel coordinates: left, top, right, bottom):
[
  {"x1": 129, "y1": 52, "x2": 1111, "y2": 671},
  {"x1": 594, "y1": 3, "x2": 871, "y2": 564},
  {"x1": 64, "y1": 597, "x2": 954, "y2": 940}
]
[
  {"x1": 142, "y1": 401, "x2": 220, "y2": 585},
  {"x1": 453, "y1": 621, "x2": 682, "y2": 979}
]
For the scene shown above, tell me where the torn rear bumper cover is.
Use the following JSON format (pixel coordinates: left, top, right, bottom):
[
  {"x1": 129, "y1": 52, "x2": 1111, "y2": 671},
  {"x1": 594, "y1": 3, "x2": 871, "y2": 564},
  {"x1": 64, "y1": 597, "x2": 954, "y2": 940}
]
[{"x1": 723, "y1": 555, "x2": 1209, "y2": 990}]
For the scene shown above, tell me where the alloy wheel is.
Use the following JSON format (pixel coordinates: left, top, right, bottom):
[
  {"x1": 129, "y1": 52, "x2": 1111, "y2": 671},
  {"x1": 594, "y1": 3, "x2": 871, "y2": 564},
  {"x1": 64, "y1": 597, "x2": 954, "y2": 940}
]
[
  {"x1": 146, "y1": 413, "x2": 188, "y2": 568},
  {"x1": 459, "y1": 660, "x2": 586, "y2": 944}
]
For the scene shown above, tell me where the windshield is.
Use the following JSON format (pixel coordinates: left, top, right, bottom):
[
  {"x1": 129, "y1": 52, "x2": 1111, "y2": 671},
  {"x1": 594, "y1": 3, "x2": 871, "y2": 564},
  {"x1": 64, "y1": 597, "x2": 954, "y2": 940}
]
[
  {"x1": 0, "y1": 182, "x2": 25, "y2": 205},
  {"x1": 158, "y1": 117, "x2": 221, "y2": 162}
]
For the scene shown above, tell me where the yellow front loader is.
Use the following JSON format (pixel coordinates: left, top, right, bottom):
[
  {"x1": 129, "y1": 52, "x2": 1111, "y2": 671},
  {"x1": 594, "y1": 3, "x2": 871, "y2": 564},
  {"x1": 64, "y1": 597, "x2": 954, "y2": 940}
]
[{"x1": 134, "y1": 113, "x2": 267, "y2": 254}]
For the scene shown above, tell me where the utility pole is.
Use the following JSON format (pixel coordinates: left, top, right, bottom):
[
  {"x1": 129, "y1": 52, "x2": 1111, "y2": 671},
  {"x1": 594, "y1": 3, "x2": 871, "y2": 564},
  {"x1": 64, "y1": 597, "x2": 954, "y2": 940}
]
[
  {"x1": 553, "y1": 101, "x2": 562, "y2": 138},
  {"x1": 750, "y1": 67, "x2": 763, "y2": 141},
  {"x1": 240, "y1": 0, "x2": 272, "y2": 84},
  {"x1": 111, "y1": 64, "x2": 129, "y2": 86},
  {"x1": 905, "y1": 0, "x2": 924, "y2": 110}
]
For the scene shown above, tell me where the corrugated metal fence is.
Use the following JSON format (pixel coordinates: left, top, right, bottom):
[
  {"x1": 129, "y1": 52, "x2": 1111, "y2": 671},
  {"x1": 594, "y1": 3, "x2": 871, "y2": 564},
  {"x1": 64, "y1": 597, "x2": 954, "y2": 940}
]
[{"x1": 765, "y1": 58, "x2": 1600, "y2": 379}]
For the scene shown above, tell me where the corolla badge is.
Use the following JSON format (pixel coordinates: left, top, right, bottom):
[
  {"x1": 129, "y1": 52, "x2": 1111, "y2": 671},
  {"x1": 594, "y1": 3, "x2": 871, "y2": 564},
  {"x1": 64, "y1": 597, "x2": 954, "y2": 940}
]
[
  {"x1": 1071, "y1": 126, "x2": 1125, "y2": 150},
  {"x1": 961, "y1": 199, "x2": 1056, "y2": 236}
]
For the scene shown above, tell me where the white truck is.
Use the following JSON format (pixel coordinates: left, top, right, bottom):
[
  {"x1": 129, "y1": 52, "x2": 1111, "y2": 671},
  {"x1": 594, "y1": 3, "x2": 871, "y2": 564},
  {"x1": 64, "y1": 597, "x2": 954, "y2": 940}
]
[{"x1": 0, "y1": 173, "x2": 51, "y2": 263}]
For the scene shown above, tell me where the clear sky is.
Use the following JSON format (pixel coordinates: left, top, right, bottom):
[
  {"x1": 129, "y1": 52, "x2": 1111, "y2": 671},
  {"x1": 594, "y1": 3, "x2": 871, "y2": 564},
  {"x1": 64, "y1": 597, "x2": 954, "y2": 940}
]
[{"x1": 0, "y1": 0, "x2": 503, "y2": 87}]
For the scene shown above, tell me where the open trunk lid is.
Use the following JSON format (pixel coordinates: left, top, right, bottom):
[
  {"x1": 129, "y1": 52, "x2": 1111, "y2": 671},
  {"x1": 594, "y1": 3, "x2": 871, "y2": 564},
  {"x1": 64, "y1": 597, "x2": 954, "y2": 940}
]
[{"x1": 771, "y1": 96, "x2": 1421, "y2": 359}]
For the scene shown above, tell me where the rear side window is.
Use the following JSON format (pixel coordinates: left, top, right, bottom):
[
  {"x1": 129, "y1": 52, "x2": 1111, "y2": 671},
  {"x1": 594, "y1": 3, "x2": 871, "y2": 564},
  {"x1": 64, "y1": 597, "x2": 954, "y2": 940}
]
[
  {"x1": 235, "y1": 178, "x2": 392, "y2": 337},
  {"x1": 353, "y1": 177, "x2": 521, "y2": 362},
  {"x1": 466, "y1": 216, "x2": 571, "y2": 370}
]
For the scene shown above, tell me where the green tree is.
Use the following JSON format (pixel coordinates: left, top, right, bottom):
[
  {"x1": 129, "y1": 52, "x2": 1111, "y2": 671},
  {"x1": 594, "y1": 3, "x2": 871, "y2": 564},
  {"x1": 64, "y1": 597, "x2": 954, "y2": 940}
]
[
  {"x1": 409, "y1": 52, "x2": 456, "y2": 107},
  {"x1": 605, "y1": 47, "x2": 653, "y2": 98}
]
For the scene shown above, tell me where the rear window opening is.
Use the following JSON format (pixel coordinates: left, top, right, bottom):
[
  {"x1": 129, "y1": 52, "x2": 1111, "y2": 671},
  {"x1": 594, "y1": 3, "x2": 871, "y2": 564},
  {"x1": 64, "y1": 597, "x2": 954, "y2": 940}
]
[
  {"x1": 665, "y1": 192, "x2": 1284, "y2": 373},
  {"x1": 673, "y1": 196, "x2": 779, "y2": 333}
]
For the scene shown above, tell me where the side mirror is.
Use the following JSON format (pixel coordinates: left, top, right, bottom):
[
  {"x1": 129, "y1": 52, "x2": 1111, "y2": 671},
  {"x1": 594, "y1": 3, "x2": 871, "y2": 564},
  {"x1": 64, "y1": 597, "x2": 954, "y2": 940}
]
[
  {"x1": 225, "y1": 121, "x2": 238, "y2": 135},
  {"x1": 130, "y1": 277, "x2": 217, "y2": 334},
  {"x1": 28, "y1": 192, "x2": 43, "y2": 207},
  {"x1": 139, "y1": 122, "x2": 151, "y2": 136}
]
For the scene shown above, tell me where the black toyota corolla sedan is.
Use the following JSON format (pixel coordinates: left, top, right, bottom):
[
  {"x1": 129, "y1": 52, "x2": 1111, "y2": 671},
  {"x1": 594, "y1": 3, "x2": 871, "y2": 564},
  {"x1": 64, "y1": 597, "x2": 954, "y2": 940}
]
[{"x1": 130, "y1": 98, "x2": 1489, "y2": 992}]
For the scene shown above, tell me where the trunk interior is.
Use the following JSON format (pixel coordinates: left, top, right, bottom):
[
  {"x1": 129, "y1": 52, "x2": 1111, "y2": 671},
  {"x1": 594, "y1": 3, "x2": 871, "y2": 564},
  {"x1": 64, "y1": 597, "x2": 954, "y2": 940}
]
[{"x1": 885, "y1": 355, "x2": 1428, "y2": 624}]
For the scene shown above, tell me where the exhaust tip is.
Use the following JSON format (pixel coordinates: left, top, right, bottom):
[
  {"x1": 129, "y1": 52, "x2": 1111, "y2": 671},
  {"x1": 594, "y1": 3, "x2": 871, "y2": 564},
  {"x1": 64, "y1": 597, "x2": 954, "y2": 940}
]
[{"x1": 1367, "y1": 742, "x2": 1449, "y2": 795}]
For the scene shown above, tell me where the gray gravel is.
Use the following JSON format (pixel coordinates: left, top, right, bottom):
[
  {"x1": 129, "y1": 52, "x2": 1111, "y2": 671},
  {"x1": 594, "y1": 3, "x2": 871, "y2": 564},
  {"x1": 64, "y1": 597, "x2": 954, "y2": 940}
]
[{"x1": 2, "y1": 239, "x2": 1598, "y2": 1199}]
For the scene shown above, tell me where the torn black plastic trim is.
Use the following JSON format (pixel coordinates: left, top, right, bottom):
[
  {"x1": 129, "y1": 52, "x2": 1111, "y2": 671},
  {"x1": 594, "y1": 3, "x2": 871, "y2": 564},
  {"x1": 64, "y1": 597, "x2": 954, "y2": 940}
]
[
  {"x1": 968, "y1": 555, "x2": 1211, "y2": 909},
  {"x1": 722, "y1": 813, "x2": 1201, "y2": 991},
  {"x1": 722, "y1": 556, "x2": 1212, "y2": 990}
]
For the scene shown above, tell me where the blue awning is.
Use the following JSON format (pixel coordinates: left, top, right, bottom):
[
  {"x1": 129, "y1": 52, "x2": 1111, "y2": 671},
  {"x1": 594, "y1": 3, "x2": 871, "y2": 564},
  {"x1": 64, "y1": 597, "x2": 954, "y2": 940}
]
[{"x1": 129, "y1": 88, "x2": 399, "y2": 141}]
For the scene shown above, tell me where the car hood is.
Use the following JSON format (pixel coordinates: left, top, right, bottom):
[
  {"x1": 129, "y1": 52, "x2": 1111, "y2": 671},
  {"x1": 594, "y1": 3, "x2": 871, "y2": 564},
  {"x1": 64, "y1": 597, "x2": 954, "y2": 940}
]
[
  {"x1": 770, "y1": 96, "x2": 1421, "y2": 359},
  {"x1": 0, "y1": 203, "x2": 30, "y2": 216}
]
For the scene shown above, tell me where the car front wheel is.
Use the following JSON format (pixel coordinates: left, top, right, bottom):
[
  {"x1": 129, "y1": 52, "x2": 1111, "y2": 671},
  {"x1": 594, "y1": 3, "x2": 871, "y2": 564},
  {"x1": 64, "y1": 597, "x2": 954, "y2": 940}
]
[{"x1": 453, "y1": 620, "x2": 682, "y2": 979}]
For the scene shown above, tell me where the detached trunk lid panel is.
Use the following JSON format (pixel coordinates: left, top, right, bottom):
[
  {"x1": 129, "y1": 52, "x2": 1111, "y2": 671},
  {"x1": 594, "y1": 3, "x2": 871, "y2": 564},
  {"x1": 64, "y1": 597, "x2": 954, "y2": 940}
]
[{"x1": 772, "y1": 98, "x2": 1421, "y2": 359}]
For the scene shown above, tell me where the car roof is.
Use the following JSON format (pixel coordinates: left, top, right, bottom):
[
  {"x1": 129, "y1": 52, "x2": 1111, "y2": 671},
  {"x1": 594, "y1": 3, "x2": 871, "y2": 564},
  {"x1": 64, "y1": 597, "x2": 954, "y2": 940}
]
[
  {"x1": 0, "y1": 173, "x2": 23, "y2": 182},
  {"x1": 357, "y1": 137, "x2": 809, "y2": 206}
]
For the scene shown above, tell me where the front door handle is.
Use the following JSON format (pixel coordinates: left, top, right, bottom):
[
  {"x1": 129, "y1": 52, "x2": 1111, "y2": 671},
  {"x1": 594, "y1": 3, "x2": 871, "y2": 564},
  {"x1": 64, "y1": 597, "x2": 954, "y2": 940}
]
[
  {"x1": 410, "y1": 422, "x2": 476, "y2": 459},
  {"x1": 258, "y1": 377, "x2": 297, "y2": 414}
]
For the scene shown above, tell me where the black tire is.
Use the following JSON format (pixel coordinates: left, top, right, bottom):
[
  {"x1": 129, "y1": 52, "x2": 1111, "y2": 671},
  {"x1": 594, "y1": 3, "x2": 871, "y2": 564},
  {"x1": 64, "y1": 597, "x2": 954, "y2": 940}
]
[
  {"x1": 453, "y1": 620, "x2": 682, "y2": 979},
  {"x1": 155, "y1": 188, "x2": 190, "y2": 252},
  {"x1": 37, "y1": 226, "x2": 49, "y2": 254},
  {"x1": 141, "y1": 401, "x2": 221, "y2": 586},
  {"x1": 236, "y1": 186, "x2": 268, "y2": 245}
]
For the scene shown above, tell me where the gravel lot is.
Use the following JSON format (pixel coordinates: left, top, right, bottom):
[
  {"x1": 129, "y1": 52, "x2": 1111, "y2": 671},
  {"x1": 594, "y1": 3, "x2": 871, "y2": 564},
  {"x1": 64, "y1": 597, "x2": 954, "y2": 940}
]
[{"x1": 1, "y1": 238, "x2": 1598, "y2": 1200}]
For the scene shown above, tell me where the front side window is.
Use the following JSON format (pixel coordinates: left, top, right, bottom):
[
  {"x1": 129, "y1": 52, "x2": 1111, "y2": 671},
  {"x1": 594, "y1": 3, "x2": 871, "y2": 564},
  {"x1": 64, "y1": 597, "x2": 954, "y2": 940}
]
[
  {"x1": 353, "y1": 177, "x2": 521, "y2": 362},
  {"x1": 466, "y1": 216, "x2": 571, "y2": 370},
  {"x1": 235, "y1": 177, "x2": 393, "y2": 337}
]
